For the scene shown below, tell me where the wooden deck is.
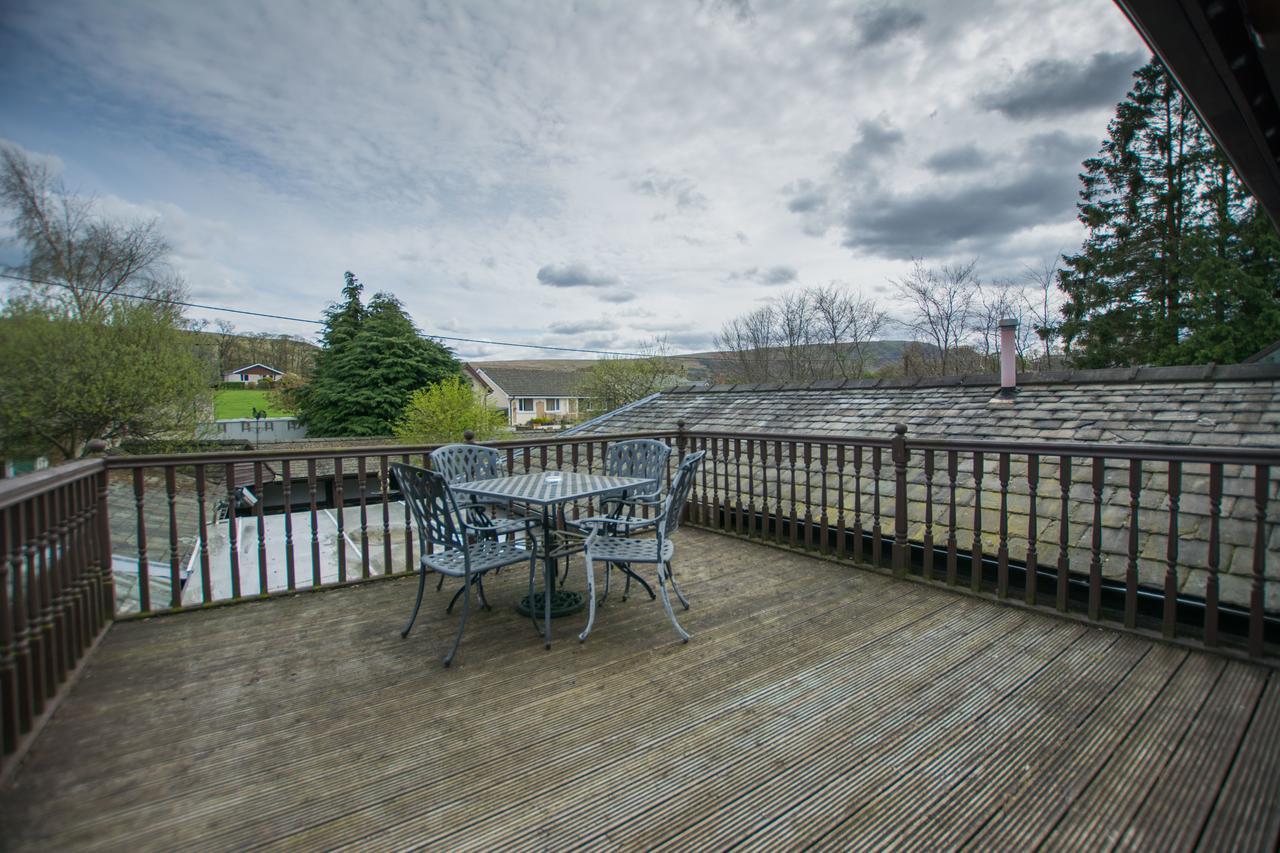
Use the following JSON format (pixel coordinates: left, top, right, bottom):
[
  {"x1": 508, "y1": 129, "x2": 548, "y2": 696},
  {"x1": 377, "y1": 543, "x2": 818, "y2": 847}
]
[{"x1": 2, "y1": 528, "x2": 1278, "y2": 850}]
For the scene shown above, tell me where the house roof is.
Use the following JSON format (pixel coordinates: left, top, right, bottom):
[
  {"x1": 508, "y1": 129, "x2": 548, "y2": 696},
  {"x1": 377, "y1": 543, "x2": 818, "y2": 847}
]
[
  {"x1": 226, "y1": 363, "x2": 283, "y2": 375},
  {"x1": 579, "y1": 362, "x2": 1280, "y2": 449},
  {"x1": 468, "y1": 364, "x2": 589, "y2": 398}
]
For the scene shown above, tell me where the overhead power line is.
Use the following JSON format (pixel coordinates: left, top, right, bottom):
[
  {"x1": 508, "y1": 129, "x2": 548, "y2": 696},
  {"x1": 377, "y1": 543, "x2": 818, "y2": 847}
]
[{"x1": 0, "y1": 271, "x2": 648, "y2": 357}]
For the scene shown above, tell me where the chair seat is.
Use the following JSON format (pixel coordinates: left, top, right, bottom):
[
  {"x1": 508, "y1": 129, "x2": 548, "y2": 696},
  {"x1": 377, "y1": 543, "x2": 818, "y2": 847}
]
[
  {"x1": 425, "y1": 539, "x2": 533, "y2": 576},
  {"x1": 586, "y1": 536, "x2": 674, "y2": 564}
]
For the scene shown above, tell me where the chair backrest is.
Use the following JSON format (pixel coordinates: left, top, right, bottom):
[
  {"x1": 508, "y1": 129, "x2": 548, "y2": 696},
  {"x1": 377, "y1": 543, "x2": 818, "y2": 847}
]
[
  {"x1": 605, "y1": 439, "x2": 671, "y2": 491},
  {"x1": 662, "y1": 450, "x2": 706, "y2": 538},
  {"x1": 430, "y1": 443, "x2": 503, "y2": 484},
  {"x1": 391, "y1": 462, "x2": 465, "y2": 553}
]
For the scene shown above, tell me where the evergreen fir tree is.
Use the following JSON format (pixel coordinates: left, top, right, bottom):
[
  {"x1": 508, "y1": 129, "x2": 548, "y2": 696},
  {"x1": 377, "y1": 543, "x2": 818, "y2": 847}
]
[
  {"x1": 299, "y1": 273, "x2": 459, "y2": 436},
  {"x1": 1059, "y1": 58, "x2": 1280, "y2": 367}
]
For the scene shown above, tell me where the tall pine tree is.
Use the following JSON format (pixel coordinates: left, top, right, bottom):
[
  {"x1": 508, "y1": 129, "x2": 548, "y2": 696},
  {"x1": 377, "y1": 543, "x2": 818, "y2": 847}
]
[
  {"x1": 298, "y1": 272, "x2": 459, "y2": 436},
  {"x1": 1059, "y1": 59, "x2": 1280, "y2": 367}
]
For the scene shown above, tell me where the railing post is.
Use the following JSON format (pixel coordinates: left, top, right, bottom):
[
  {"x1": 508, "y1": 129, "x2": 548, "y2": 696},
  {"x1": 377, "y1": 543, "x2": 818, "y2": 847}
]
[
  {"x1": 676, "y1": 420, "x2": 687, "y2": 462},
  {"x1": 88, "y1": 441, "x2": 114, "y2": 624},
  {"x1": 463, "y1": 429, "x2": 476, "y2": 444},
  {"x1": 892, "y1": 424, "x2": 909, "y2": 577}
]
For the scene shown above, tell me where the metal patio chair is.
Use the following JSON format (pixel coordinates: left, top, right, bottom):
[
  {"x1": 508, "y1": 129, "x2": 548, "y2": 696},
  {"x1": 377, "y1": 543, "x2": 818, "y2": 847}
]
[
  {"x1": 391, "y1": 462, "x2": 538, "y2": 666},
  {"x1": 557, "y1": 438, "x2": 672, "y2": 597},
  {"x1": 429, "y1": 443, "x2": 534, "y2": 590},
  {"x1": 576, "y1": 450, "x2": 706, "y2": 644}
]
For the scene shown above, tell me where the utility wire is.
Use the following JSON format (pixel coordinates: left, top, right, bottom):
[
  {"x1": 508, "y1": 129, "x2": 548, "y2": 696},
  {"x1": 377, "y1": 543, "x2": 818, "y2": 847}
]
[{"x1": 0, "y1": 270, "x2": 650, "y2": 358}]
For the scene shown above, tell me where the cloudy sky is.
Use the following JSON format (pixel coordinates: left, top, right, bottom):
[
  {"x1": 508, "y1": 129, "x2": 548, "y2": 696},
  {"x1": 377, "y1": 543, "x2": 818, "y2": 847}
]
[{"x1": 0, "y1": 0, "x2": 1148, "y2": 360}]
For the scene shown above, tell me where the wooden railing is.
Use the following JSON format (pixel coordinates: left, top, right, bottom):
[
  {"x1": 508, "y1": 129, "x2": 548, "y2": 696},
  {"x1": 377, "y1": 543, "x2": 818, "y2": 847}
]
[
  {"x1": 3, "y1": 423, "x2": 1278, "y2": 773},
  {"x1": 1, "y1": 456, "x2": 114, "y2": 773},
  {"x1": 677, "y1": 425, "x2": 1279, "y2": 658}
]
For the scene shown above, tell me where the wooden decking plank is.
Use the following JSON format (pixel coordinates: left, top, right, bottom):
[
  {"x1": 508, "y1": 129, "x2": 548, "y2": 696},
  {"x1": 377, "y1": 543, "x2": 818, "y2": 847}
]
[
  {"x1": 959, "y1": 644, "x2": 1188, "y2": 850},
  {"x1": 2, "y1": 529, "x2": 1277, "y2": 851},
  {"x1": 16, "y1": 546, "x2": 804, "y2": 791},
  {"x1": 259, "y1": 593, "x2": 964, "y2": 850},
  {"x1": 23, "y1": 548, "x2": 941, "y2": 849},
  {"x1": 10, "y1": 564, "x2": 897, "y2": 847},
  {"x1": 884, "y1": 640, "x2": 1179, "y2": 850},
  {"x1": 805, "y1": 634, "x2": 1152, "y2": 849},
  {"x1": 1196, "y1": 672, "x2": 1280, "y2": 851},
  {"x1": 449, "y1": 609, "x2": 1041, "y2": 851},
  {"x1": 1115, "y1": 661, "x2": 1268, "y2": 850},
  {"x1": 1037, "y1": 652, "x2": 1226, "y2": 851},
  {"x1": 609, "y1": 616, "x2": 1074, "y2": 852}
]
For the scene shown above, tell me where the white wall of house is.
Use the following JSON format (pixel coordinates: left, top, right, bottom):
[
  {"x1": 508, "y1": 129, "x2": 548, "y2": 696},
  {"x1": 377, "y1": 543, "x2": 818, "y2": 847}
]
[
  {"x1": 509, "y1": 397, "x2": 582, "y2": 425},
  {"x1": 467, "y1": 367, "x2": 510, "y2": 411},
  {"x1": 222, "y1": 368, "x2": 281, "y2": 384}
]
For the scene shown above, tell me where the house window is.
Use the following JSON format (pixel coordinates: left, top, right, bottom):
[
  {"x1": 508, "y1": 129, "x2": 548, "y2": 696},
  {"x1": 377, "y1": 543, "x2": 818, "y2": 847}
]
[
  {"x1": 241, "y1": 373, "x2": 250, "y2": 381},
  {"x1": 517, "y1": 399, "x2": 535, "y2": 412},
  {"x1": 545, "y1": 398, "x2": 560, "y2": 412}
]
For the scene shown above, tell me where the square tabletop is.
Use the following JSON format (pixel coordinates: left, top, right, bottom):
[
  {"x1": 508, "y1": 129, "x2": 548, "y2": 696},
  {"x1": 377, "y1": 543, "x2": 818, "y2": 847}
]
[{"x1": 451, "y1": 471, "x2": 657, "y2": 506}]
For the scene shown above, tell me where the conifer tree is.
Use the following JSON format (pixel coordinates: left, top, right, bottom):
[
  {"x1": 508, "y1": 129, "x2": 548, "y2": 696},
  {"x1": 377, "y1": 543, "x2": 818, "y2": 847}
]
[
  {"x1": 298, "y1": 273, "x2": 459, "y2": 436},
  {"x1": 1059, "y1": 59, "x2": 1280, "y2": 367}
]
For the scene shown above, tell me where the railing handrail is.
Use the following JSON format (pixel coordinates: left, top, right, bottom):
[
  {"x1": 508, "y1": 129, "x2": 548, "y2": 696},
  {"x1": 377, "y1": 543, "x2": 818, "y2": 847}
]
[
  {"x1": 102, "y1": 430, "x2": 676, "y2": 469},
  {"x1": 0, "y1": 457, "x2": 105, "y2": 511},
  {"x1": 681, "y1": 428, "x2": 1280, "y2": 465}
]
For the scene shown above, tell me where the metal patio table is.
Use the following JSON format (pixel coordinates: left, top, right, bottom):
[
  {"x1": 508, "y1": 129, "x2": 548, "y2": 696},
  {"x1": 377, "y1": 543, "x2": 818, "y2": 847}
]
[{"x1": 451, "y1": 470, "x2": 657, "y2": 647}]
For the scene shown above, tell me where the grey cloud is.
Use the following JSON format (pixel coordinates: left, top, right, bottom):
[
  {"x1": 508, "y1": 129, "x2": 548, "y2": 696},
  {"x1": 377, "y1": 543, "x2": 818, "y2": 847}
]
[
  {"x1": 598, "y1": 290, "x2": 636, "y2": 303},
  {"x1": 734, "y1": 231, "x2": 749, "y2": 243},
  {"x1": 1019, "y1": 130, "x2": 1097, "y2": 164},
  {"x1": 632, "y1": 171, "x2": 708, "y2": 212},
  {"x1": 548, "y1": 318, "x2": 618, "y2": 335},
  {"x1": 661, "y1": 330, "x2": 717, "y2": 351},
  {"x1": 784, "y1": 179, "x2": 828, "y2": 213},
  {"x1": 854, "y1": 6, "x2": 925, "y2": 48},
  {"x1": 536, "y1": 262, "x2": 620, "y2": 288},
  {"x1": 730, "y1": 265, "x2": 798, "y2": 285},
  {"x1": 924, "y1": 144, "x2": 990, "y2": 174},
  {"x1": 838, "y1": 119, "x2": 904, "y2": 175},
  {"x1": 840, "y1": 171, "x2": 1077, "y2": 258},
  {"x1": 979, "y1": 50, "x2": 1144, "y2": 119}
]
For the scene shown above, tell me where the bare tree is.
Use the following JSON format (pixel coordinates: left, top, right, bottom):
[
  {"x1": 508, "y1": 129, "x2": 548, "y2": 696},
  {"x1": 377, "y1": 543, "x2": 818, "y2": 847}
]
[
  {"x1": 893, "y1": 258, "x2": 981, "y2": 376},
  {"x1": 1021, "y1": 258, "x2": 1064, "y2": 369},
  {"x1": 715, "y1": 304, "x2": 777, "y2": 382},
  {"x1": 715, "y1": 284, "x2": 889, "y2": 383},
  {"x1": 0, "y1": 144, "x2": 184, "y2": 319},
  {"x1": 811, "y1": 284, "x2": 888, "y2": 379}
]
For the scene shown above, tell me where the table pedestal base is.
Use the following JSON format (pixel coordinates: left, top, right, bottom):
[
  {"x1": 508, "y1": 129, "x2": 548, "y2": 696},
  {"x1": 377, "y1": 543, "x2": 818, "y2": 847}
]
[{"x1": 518, "y1": 590, "x2": 585, "y2": 618}]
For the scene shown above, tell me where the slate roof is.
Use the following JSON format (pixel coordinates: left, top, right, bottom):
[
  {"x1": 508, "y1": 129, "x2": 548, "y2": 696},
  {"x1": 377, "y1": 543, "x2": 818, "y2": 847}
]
[
  {"x1": 580, "y1": 363, "x2": 1280, "y2": 449},
  {"x1": 578, "y1": 363, "x2": 1280, "y2": 612},
  {"x1": 470, "y1": 365, "x2": 589, "y2": 398}
]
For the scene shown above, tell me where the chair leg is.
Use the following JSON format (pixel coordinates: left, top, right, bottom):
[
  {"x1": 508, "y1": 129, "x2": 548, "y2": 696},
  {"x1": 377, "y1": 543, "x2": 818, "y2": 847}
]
[
  {"x1": 443, "y1": 576, "x2": 471, "y2": 667},
  {"x1": 599, "y1": 560, "x2": 611, "y2": 606},
  {"x1": 402, "y1": 565, "x2": 428, "y2": 638},
  {"x1": 436, "y1": 573, "x2": 445, "y2": 592},
  {"x1": 656, "y1": 562, "x2": 690, "y2": 643},
  {"x1": 666, "y1": 560, "x2": 690, "y2": 610},
  {"x1": 579, "y1": 551, "x2": 597, "y2": 643},
  {"x1": 475, "y1": 574, "x2": 491, "y2": 610}
]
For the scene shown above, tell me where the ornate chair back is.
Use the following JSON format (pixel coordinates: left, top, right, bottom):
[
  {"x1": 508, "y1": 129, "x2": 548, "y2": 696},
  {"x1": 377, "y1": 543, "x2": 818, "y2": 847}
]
[
  {"x1": 605, "y1": 439, "x2": 671, "y2": 495},
  {"x1": 430, "y1": 443, "x2": 504, "y2": 484},
  {"x1": 662, "y1": 450, "x2": 706, "y2": 538},
  {"x1": 391, "y1": 463, "x2": 466, "y2": 554}
]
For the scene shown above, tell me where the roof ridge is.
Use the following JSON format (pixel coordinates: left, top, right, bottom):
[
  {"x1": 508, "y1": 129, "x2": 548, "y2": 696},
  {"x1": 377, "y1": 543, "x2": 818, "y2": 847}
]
[{"x1": 661, "y1": 362, "x2": 1280, "y2": 393}]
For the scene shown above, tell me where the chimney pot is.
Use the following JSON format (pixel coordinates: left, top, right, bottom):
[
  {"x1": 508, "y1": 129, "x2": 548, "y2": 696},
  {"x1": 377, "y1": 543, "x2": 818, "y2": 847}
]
[{"x1": 998, "y1": 318, "x2": 1018, "y2": 394}]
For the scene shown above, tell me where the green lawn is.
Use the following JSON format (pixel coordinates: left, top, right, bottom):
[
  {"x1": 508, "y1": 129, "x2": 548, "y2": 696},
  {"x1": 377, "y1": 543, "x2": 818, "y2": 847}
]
[{"x1": 214, "y1": 389, "x2": 293, "y2": 420}]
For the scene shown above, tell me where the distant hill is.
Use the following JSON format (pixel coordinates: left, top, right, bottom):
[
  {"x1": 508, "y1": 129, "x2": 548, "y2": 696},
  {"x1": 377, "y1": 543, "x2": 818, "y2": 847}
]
[{"x1": 468, "y1": 340, "x2": 928, "y2": 385}]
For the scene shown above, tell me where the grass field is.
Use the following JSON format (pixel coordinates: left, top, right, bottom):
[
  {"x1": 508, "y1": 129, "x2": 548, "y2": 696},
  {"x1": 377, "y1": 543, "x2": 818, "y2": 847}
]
[{"x1": 214, "y1": 389, "x2": 293, "y2": 420}]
